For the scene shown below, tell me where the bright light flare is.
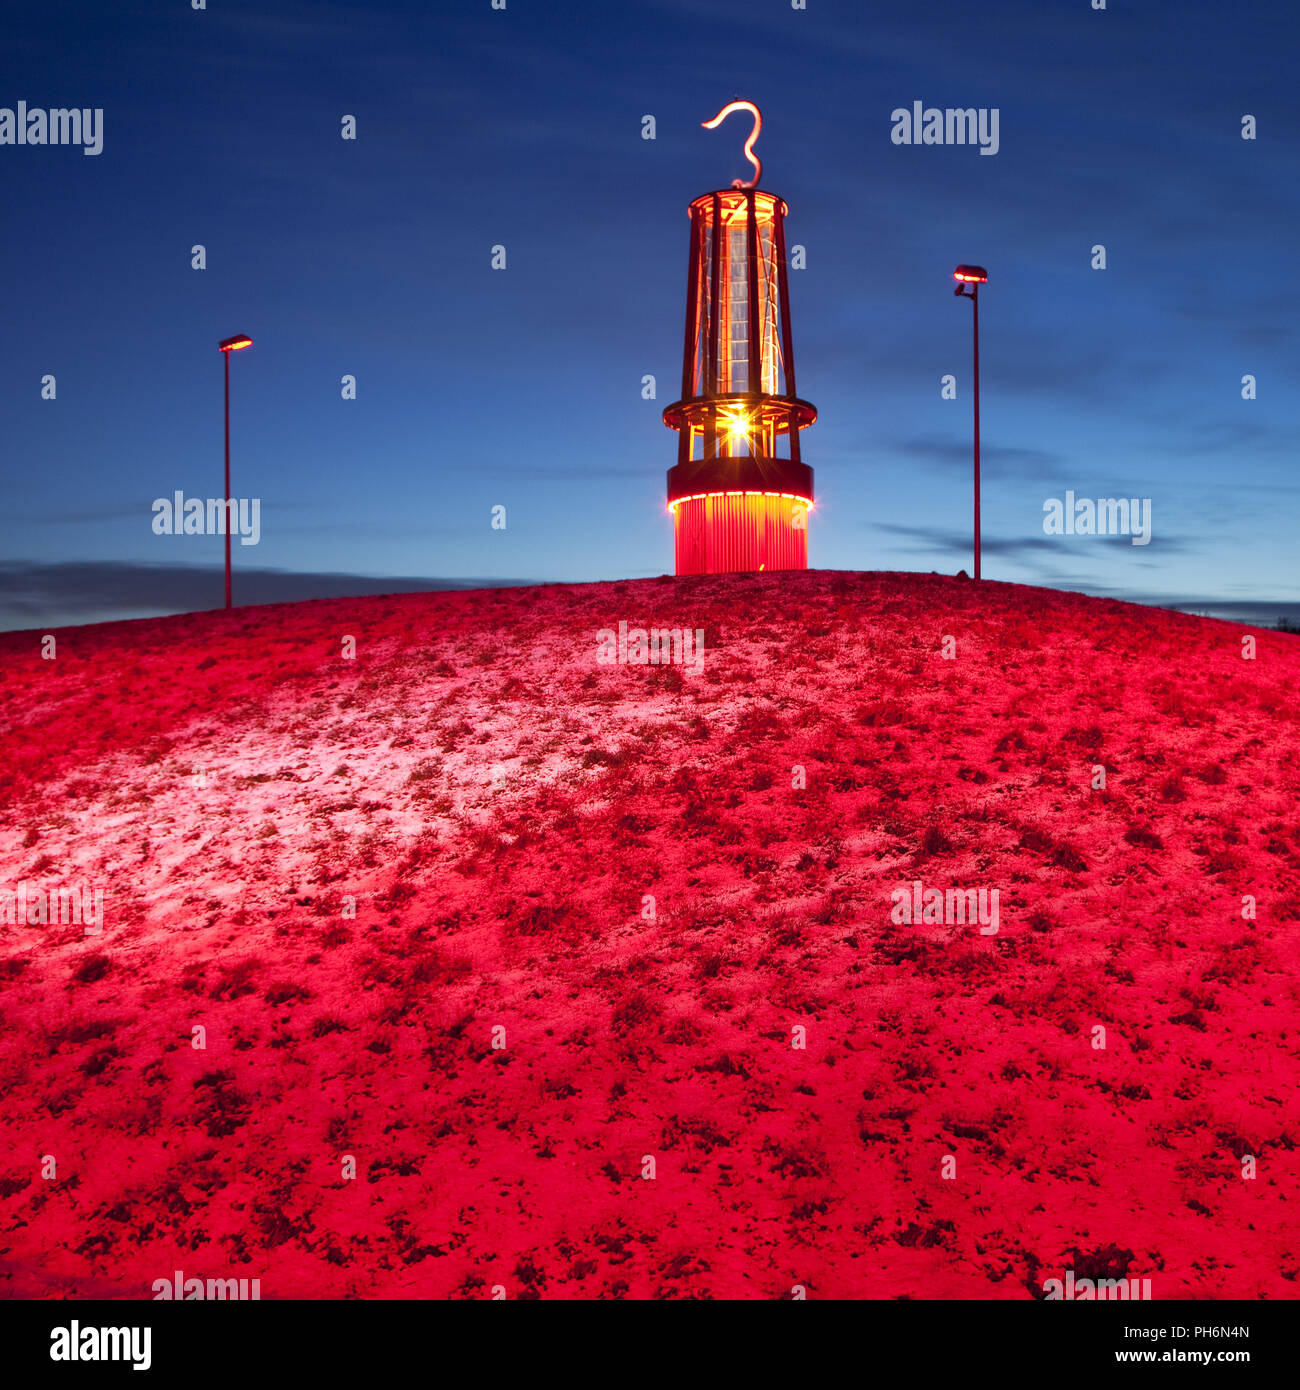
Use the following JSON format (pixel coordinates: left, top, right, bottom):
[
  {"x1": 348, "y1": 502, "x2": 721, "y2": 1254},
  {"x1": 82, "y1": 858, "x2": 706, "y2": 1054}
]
[{"x1": 721, "y1": 407, "x2": 752, "y2": 443}]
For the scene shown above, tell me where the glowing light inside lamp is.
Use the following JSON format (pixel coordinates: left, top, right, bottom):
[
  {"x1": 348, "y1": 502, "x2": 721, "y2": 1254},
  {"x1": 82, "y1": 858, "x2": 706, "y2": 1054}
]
[{"x1": 720, "y1": 407, "x2": 752, "y2": 444}]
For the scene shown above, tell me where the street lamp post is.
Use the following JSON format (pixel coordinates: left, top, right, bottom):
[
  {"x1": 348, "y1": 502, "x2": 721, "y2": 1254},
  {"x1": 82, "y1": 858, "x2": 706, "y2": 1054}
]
[
  {"x1": 217, "y1": 334, "x2": 253, "y2": 609},
  {"x1": 952, "y1": 266, "x2": 987, "y2": 581}
]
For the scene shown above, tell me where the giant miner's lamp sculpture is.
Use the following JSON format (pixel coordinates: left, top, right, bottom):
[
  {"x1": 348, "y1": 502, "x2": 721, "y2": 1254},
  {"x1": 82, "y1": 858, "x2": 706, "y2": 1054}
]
[{"x1": 663, "y1": 102, "x2": 816, "y2": 575}]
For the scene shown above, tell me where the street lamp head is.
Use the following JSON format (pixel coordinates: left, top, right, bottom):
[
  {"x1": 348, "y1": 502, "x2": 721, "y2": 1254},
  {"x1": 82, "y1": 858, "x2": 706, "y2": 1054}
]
[
  {"x1": 218, "y1": 334, "x2": 253, "y2": 353},
  {"x1": 953, "y1": 265, "x2": 988, "y2": 284}
]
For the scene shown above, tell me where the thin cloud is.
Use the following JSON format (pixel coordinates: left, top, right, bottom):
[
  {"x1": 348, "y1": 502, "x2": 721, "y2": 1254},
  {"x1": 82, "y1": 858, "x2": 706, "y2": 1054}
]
[
  {"x1": 891, "y1": 435, "x2": 1071, "y2": 477},
  {"x1": 0, "y1": 562, "x2": 538, "y2": 632}
]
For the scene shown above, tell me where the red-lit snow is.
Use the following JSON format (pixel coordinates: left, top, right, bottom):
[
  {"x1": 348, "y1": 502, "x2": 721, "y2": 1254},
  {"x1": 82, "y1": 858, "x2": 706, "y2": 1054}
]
[{"x1": 0, "y1": 570, "x2": 1297, "y2": 1299}]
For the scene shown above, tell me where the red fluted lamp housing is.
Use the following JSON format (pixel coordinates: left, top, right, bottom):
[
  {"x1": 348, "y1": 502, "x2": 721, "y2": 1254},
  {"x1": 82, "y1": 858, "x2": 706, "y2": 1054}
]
[{"x1": 664, "y1": 103, "x2": 816, "y2": 575}]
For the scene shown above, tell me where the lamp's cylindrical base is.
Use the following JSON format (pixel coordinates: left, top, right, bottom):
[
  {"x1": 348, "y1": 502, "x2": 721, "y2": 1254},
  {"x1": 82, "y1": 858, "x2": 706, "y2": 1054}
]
[{"x1": 672, "y1": 492, "x2": 809, "y2": 575}]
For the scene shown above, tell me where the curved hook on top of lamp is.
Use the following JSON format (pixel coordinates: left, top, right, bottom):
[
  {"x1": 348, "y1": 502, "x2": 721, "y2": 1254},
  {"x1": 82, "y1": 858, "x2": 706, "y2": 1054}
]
[{"x1": 702, "y1": 100, "x2": 762, "y2": 189}]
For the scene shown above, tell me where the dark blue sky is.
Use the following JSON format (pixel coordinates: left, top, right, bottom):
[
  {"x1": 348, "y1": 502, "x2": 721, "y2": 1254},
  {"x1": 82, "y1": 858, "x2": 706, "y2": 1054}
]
[{"x1": 2, "y1": 0, "x2": 1297, "y2": 628}]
